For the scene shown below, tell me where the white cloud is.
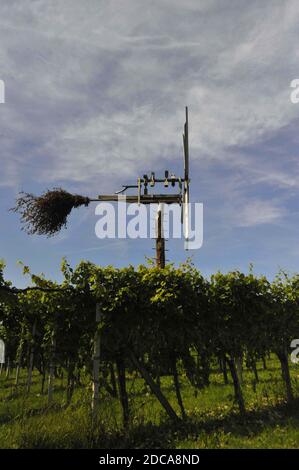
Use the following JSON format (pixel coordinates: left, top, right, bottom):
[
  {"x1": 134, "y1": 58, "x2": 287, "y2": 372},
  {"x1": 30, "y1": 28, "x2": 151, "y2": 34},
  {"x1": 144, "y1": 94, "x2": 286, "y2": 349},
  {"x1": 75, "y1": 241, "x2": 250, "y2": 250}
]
[{"x1": 234, "y1": 200, "x2": 286, "y2": 227}]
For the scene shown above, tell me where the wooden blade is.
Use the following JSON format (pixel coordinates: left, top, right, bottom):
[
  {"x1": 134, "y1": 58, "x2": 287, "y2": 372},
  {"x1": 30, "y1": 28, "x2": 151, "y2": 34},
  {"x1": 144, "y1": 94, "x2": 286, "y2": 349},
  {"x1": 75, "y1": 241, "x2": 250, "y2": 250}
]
[
  {"x1": 182, "y1": 107, "x2": 190, "y2": 244},
  {"x1": 183, "y1": 106, "x2": 189, "y2": 182}
]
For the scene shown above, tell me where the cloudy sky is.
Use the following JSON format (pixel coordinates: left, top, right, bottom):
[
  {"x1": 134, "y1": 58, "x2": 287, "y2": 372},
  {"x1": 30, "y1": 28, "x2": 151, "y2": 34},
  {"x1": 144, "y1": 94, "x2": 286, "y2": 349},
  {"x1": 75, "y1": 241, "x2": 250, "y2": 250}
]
[{"x1": 1, "y1": 0, "x2": 299, "y2": 286}]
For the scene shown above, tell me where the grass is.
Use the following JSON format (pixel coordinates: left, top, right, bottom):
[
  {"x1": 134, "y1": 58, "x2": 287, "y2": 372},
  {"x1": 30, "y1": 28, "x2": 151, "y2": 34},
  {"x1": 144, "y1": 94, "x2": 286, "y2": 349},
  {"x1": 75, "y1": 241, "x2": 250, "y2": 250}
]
[{"x1": 0, "y1": 357, "x2": 299, "y2": 448}]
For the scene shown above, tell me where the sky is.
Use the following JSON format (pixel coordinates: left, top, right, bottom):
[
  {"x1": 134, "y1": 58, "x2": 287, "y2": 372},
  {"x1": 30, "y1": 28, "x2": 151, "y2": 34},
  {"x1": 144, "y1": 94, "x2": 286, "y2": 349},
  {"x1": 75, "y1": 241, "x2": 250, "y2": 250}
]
[{"x1": 0, "y1": 0, "x2": 299, "y2": 287}]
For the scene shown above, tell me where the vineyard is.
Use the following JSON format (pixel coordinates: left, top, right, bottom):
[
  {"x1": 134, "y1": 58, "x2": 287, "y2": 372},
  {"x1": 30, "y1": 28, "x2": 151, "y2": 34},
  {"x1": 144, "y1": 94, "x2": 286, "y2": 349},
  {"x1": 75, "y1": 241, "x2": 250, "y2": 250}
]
[{"x1": 1, "y1": 259, "x2": 299, "y2": 448}]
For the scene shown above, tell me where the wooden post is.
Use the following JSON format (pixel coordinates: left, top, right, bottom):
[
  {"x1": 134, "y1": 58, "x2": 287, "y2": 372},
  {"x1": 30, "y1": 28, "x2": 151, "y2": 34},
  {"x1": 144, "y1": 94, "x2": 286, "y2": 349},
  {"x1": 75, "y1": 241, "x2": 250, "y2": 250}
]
[
  {"x1": 92, "y1": 303, "x2": 101, "y2": 420},
  {"x1": 227, "y1": 355, "x2": 245, "y2": 416},
  {"x1": 277, "y1": 349, "x2": 293, "y2": 402},
  {"x1": 116, "y1": 358, "x2": 129, "y2": 427},
  {"x1": 15, "y1": 347, "x2": 23, "y2": 387},
  {"x1": 0, "y1": 341, "x2": 5, "y2": 378},
  {"x1": 221, "y1": 355, "x2": 229, "y2": 385},
  {"x1": 156, "y1": 204, "x2": 165, "y2": 268},
  {"x1": 5, "y1": 357, "x2": 10, "y2": 380},
  {"x1": 27, "y1": 319, "x2": 37, "y2": 393},
  {"x1": 15, "y1": 327, "x2": 25, "y2": 387},
  {"x1": 130, "y1": 352, "x2": 180, "y2": 422},
  {"x1": 262, "y1": 356, "x2": 267, "y2": 370},
  {"x1": 48, "y1": 327, "x2": 56, "y2": 405},
  {"x1": 172, "y1": 358, "x2": 186, "y2": 418},
  {"x1": 236, "y1": 355, "x2": 243, "y2": 384}
]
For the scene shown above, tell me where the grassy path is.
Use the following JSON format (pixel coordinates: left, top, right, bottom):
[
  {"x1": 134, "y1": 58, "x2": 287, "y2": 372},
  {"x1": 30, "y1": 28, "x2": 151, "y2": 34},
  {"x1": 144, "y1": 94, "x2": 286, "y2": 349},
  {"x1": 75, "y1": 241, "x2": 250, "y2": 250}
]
[{"x1": 0, "y1": 357, "x2": 299, "y2": 448}]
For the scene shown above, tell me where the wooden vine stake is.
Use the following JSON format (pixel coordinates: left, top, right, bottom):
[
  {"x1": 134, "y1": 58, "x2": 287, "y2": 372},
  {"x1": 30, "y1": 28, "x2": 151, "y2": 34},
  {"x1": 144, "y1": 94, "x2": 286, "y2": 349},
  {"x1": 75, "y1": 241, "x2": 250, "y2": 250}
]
[
  {"x1": 130, "y1": 352, "x2": 180, "y2": 422},
  {"x1": 92, "y1": 303, "x2": 102, "y2": 423},
  {"x1": 47, "y1": 326, "x2": 56, "y2": 405},
  {"x1": 0, "y1": 339, "x2": 5, "y2": 377},
  {"x1": 15, "y1": 325, "x2": 25, "y2": 387},
  {"x1": 5, "y1": 357, "x2": 10, "y2": 380},
  {"x1": 27, "y1": 319, "x2": 37, "y2": 393}
]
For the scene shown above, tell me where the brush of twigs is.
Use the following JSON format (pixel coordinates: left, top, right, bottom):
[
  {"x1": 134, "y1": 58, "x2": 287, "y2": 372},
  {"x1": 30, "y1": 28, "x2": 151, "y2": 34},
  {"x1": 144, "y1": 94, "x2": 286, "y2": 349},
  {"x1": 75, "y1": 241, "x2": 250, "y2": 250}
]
[{"x1": 11, "y1": 188, "x2": 90, "y2": 236}]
